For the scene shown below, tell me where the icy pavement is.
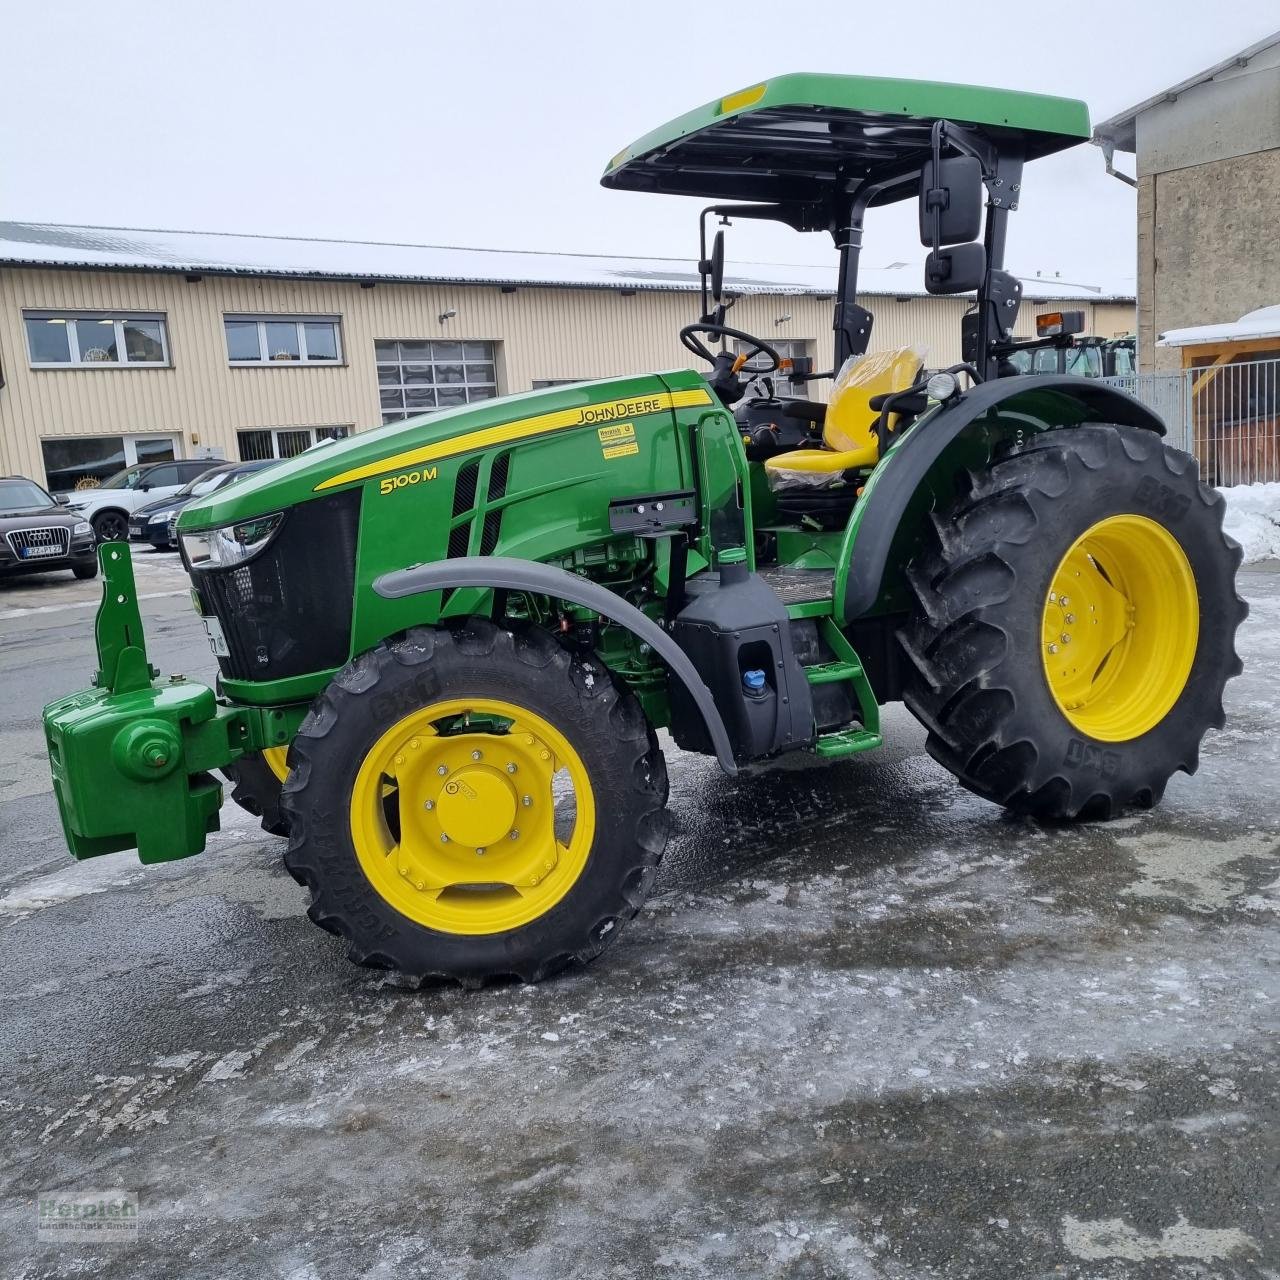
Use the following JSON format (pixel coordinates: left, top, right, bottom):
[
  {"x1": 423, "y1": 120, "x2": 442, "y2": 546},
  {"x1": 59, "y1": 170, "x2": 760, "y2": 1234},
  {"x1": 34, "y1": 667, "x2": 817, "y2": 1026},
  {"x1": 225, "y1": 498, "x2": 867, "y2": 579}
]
[{"x1": 0, "y1": 569, "x2": 1276, "y2": 1278}]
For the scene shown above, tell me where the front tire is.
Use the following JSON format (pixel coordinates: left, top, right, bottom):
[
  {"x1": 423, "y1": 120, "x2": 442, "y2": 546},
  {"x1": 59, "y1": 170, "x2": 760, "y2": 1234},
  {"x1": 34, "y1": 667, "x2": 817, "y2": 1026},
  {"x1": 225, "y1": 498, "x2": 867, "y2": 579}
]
[
  {"x1": 900, "y1": 425, "x2": 1246, "y2": 820},
  {"x1": 71, "y1": 560, "x2": 98, "y2": 581},
  {"x1": 283, "y1": 620, "x2": 669, "y2": 984},
  {"x1": 223, "y1": 749, "x2": 291, "y2": 836}
]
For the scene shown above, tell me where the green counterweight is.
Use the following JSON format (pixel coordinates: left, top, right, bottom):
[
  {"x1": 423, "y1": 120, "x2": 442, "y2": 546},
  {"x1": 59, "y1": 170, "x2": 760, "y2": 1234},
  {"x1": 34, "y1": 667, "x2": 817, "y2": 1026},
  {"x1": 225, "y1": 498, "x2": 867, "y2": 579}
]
[{"x1": 43, "y1": 543, "x2": 299, "y2": 863}]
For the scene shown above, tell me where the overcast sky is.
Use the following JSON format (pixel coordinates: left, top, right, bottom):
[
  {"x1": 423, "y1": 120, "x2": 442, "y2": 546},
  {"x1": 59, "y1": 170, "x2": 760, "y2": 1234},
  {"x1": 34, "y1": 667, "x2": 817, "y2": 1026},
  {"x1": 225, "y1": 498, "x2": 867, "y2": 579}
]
[{"x1": 3, "y1": 1, "x2": 1277, "y2": 295}]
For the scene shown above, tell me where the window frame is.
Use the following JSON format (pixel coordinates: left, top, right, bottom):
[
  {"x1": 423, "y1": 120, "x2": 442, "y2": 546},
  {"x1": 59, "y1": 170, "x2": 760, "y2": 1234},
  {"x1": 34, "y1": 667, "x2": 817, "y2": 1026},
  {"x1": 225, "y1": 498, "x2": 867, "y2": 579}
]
[
  {"x1": 24, "y1": 311, "x2": 171, "y2": 369},
  {"x1": 235, "y1": 425, "x2": 349, "y2": 461},
  {"x1": 224, "y1": 315, "x2": 345, "y2": 366}
]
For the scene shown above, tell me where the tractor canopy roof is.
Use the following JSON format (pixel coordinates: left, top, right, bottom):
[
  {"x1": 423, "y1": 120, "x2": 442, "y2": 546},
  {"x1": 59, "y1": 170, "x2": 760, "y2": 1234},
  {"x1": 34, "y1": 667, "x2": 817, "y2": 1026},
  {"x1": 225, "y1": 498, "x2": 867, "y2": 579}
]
[{"x1": 602, "y1": 74, "x2": 1090, "y2": 207}]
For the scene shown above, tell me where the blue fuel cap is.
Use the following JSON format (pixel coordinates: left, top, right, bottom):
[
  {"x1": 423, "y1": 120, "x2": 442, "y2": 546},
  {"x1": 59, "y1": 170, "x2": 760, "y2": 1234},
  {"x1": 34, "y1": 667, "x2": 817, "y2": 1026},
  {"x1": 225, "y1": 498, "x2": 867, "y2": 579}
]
[{"x1": 742, "y1": 669, "x2": 767, "y2": 692}]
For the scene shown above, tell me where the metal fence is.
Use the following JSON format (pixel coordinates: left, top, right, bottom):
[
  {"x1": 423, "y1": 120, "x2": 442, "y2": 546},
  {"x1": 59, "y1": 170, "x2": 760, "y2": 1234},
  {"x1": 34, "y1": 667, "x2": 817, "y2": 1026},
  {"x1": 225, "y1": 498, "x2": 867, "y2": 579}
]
[{"x1": 1104, "y1": 355, "x2": 1280, "y2": 486}]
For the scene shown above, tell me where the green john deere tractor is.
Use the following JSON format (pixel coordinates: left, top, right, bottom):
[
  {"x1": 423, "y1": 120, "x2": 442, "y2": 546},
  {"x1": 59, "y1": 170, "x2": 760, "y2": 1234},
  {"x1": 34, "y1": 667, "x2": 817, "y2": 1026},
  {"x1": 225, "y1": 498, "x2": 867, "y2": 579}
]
[{"x1": 44, "y1": 74, "x2": 1245, "y2": 984}]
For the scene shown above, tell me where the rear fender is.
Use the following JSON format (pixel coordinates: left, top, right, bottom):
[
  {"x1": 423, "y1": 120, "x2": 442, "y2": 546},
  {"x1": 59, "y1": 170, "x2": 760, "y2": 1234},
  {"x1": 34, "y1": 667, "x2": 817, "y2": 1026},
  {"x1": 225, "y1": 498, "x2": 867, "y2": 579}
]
[
  {"x1": 374, "y1": 555, "x2": 738, "y2": 775},
  {"x1": 835, "y1": 375, "x2": 1166, "y2": 623}
]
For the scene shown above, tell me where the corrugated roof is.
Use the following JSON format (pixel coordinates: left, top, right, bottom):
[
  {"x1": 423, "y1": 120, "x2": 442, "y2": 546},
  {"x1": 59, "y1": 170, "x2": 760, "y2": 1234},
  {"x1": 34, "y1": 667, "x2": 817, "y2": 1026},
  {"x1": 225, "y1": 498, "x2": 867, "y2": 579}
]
[
  {"x1": 0, "y1": 221, "x2": 1134, "y2": 302},
  {"x1": 1093, "y1": 29, "x2": 1280, "y2": 151}
]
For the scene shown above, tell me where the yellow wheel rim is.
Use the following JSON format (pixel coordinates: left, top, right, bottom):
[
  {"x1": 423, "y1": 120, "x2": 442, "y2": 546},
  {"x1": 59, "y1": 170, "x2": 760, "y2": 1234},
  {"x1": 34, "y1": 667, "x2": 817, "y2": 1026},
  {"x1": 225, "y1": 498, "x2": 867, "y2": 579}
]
[
  {"x1": 1042, "y1": 514, "x2": 1198, "y2": 742},
  {"x1": 262, "y1": 746, "x2": 290, "y2": 783},
  {"x1": 349, "y1": 698, "x2": 596, "y2": 935}
]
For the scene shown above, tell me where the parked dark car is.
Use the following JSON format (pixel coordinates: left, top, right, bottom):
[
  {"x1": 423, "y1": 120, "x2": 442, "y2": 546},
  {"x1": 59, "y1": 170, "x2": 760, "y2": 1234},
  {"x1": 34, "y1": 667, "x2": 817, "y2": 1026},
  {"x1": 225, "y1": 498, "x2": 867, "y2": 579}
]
[
  {"x1": 128, "y1": 459, "x2": 278, "y2": 550},
  {"x1": 0, "y1": 476, "x2": 98, "y2": 580}
]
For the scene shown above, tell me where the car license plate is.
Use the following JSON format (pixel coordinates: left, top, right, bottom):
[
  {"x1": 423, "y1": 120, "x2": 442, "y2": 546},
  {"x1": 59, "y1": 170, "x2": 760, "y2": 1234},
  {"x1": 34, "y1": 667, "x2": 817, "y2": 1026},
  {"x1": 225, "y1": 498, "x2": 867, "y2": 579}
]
[
  {"x1": 129, "y1": 523, "x2": 144, "y2": 537},
  {"x1": 202, "y1": 616, "x2": 230, "y2": 658},
  {"x1": 22, "y1": 544, "x2": 61, "y2": 558}
]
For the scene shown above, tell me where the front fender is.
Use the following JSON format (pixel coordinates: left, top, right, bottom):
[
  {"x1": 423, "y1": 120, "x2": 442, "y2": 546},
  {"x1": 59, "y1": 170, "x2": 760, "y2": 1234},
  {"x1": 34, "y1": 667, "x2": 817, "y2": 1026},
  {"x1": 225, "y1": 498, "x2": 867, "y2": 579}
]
[
  {"x1": 836, "y1": 375, "x2": 1166, "y2": 623},
  {"x1": 373, "y1": 555, "x2": 738, "y2": 775}
]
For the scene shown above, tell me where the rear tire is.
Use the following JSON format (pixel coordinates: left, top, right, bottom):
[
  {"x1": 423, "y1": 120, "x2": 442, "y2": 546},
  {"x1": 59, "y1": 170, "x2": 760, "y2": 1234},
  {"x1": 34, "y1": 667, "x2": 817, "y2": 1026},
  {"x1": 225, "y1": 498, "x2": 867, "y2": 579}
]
[
  {"x1": 71, "y1": 561, "x2": 98, "y2": 581},
  {"x1": 282, "y1": 620, "x2": 669, "y2": 984},
  {"x1": 899, "y1": 425, "x2": 1246, "y2": 820}
]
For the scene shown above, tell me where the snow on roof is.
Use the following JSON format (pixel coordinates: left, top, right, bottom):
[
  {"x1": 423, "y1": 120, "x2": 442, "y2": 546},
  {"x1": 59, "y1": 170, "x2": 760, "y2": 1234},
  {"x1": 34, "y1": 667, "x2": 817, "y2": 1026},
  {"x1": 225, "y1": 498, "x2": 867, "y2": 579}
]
[
  {"x1": 1158, "y1": 304, "x2": 1280, "y2": 348},
  {"x1": 0, "y1": 221, "x2": 1134, "y2": 303}
]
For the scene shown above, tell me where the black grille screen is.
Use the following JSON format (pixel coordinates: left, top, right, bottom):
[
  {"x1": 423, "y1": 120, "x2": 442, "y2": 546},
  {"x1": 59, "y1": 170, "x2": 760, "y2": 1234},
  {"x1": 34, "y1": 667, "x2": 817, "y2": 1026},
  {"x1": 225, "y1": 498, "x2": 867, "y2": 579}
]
[{"x1": 195, "y1": 489, "x2": 361, "y2": 681}]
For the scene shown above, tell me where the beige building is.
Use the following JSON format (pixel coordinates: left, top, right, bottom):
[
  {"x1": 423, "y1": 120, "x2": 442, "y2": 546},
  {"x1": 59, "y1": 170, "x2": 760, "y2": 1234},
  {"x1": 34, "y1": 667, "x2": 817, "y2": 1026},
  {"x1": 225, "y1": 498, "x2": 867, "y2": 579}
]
[
  {"x1": 0, "y1": 223, "x2": 1134, "y2": 490},
  {"x1": 1094, "y1": 30, "x2": 1280, "y2": 372}
]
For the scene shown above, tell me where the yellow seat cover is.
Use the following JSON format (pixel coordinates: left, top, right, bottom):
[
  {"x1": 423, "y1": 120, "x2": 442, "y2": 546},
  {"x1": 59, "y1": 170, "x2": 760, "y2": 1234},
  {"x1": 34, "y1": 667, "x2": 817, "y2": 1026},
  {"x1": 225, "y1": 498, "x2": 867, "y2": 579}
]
[{"x1": 765, "y1": 345, "x2": 925, "y2": 487}]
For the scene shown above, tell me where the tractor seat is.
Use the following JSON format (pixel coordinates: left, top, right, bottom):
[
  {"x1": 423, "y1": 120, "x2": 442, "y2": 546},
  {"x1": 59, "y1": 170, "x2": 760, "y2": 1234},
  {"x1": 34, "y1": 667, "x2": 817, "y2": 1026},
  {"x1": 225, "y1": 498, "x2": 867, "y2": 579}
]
[{"x1": 764, "y1": 346, "x2": 926, "y2": 491}]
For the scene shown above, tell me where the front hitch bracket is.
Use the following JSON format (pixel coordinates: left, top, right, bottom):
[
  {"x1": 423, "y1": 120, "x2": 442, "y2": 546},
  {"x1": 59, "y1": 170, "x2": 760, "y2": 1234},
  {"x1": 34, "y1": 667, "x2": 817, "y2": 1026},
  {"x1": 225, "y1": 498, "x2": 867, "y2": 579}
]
[{"x1": 43, "y1": 543, "x2": 305, "y2": 864}]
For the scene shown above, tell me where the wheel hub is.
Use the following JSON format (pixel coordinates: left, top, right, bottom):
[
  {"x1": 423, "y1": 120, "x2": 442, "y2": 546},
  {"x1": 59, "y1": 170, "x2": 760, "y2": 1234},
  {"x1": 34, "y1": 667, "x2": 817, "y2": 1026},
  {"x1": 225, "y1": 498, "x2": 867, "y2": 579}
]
[
  {"x1": 436, "y1": 766, "x2": 518, "y2": 849},
  {"x1": 349, "y1": 699, "x2": 594, "y2": 935},
  {"x1": 1041, "y1": 514, "x2": 1198, "y2": 742}
]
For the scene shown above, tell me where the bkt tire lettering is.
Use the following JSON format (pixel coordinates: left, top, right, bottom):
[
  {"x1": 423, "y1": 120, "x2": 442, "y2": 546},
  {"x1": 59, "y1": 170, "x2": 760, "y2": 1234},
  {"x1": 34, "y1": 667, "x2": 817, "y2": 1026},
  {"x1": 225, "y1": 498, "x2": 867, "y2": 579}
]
[{"x1": 1064, "y1": 738, "x2": 1122, "y2": 778}]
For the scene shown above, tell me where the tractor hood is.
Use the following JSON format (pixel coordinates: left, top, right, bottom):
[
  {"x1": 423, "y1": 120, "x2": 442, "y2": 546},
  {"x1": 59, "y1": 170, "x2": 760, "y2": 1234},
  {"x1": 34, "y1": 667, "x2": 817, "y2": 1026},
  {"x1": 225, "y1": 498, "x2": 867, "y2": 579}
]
[{"x1": 177, "y1": 370, "x2": 713, "y2": 531}]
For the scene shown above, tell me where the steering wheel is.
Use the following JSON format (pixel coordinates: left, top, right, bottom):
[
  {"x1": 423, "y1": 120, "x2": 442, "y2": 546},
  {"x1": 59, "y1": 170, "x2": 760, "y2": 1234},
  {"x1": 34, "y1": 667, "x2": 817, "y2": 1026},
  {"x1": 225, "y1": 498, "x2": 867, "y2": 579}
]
[{"x1": 678, "y1": 321, "x2": 782, "y2": 376}]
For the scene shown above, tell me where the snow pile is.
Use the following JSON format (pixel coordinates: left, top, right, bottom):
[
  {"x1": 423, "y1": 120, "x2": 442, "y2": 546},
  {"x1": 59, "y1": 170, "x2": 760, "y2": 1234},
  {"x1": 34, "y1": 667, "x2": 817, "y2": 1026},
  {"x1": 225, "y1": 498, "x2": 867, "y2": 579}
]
[{"x1": 1220, "y1": 482, "x2": 1280, "y2": 563}]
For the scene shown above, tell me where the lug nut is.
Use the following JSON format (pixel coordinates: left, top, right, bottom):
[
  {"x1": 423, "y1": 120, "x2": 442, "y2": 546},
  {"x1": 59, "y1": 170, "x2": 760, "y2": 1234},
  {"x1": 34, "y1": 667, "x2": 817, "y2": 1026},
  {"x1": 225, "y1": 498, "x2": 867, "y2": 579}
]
[
  {"x1": 476, "y1": 847, "x2": 485, "y2": 856},
  {"x1": 1060, "y1": 596, "x2": 1070, "y2": 606},
  {"x1": 1048, "y1": 643, "x2": 1059, "y2": 654},
  {"x1": 510, "y1": 829, "x2": 520, "y2": 840},
  {"x1": 472, "y1": 750, "x2": 483, "y2": 762},
  {"x1": 424, "y1": 799, "x2": 434, "y2": 810},
  {"x1": 1060, "y1": 634, "x2": 1071, "y2": 645},
  {"x1": 440, "y1": 834, "x2": 450, "y2": 844},
  {"x1": 506, "y1": 762, "x2": 517, "y2": 774},
  {"x1": 437, "y1": 764, "x2": 448, "y2": 776},
  {"x1": 415, "y1": 880, "x2": 425, "y2": 891},
  {"x1": 522, "y1": 795, "x2": 532, "y2": 807},
  {"x1": 1065, "y1": 613, "x2": 1076, "y2": 624}
]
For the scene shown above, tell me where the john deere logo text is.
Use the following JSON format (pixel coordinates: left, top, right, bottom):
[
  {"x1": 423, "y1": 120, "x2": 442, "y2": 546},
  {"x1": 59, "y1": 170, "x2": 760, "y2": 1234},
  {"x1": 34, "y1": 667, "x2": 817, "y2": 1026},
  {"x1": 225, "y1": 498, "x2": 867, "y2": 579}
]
[
  {"x1": 574, "y1": 395, "x2": 664, "y2": 426},
  {"x1": 379, "y1": 465, "x2": 439, "y2": 496}
]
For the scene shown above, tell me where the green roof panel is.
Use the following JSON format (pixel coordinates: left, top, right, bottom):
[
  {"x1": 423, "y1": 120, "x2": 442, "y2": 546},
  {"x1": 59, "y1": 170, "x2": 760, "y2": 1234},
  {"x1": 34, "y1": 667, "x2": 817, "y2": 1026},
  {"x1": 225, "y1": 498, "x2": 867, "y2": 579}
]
[{"x1": 602, "y1": 73, "x2": 1090, "y2": 206}]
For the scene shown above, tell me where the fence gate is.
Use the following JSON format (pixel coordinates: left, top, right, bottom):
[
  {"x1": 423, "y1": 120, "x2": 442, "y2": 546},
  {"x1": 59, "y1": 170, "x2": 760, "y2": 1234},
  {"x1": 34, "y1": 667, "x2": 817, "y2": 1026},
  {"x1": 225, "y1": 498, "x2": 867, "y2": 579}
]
[{"x1": 1105, "y1": 356, "x2": 1280, "y2": 486}]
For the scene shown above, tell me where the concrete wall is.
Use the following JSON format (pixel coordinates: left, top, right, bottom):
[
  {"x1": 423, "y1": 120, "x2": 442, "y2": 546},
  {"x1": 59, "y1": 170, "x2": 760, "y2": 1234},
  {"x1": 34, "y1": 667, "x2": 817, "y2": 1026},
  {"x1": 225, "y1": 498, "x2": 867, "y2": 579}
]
[
  {"x1": 1129, "y1": 45, "x2": 1280, "y2": 371},
  {"x1": 0, "y1": 266, "x2": 1133, "y2": 483},
  {"x1": 1137, "y1": 149, "x2": 1280, "y2": 371}
]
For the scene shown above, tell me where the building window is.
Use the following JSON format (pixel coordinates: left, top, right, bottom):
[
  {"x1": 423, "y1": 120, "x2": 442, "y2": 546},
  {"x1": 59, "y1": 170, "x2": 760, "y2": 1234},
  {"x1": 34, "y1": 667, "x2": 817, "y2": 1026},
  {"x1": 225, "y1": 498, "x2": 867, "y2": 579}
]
[
  {"x1": 376, "y1": 340, "x2": 497, "y2": 424},
  {"x1": 236, "y1": 426, "x2": 347, "y2": 461},
  {"x1": 733, "y1": 338, "x2": 813, "y2": 395},
  {"x1": 225, "y1": 316, "x2": 343, "y2": 364},
  {"x1": 41, "y1": 434, "x2": 179, "y2": 491},
  {"x1": 24, "y1": 312, "x2": 170, "y2": 367}
]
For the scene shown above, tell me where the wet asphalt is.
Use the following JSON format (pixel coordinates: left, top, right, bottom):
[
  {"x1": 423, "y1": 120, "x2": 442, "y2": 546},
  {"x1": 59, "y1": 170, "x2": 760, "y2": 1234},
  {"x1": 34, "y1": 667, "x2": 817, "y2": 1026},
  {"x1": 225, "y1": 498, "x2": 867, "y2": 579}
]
[{"x1": 0, "y1": 557, "x2": 1277, "y2": 1279}]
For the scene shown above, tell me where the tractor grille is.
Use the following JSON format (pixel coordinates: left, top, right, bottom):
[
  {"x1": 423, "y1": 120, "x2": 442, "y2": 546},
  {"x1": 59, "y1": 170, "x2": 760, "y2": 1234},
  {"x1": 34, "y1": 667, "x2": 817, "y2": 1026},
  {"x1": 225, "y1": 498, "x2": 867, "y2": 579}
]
[
  {"x1": 7, "y1": 526, "x2": 70, "y2": 559},
  {"x1": 192, "y1": 489, "x2": 361, "y2": 681}
]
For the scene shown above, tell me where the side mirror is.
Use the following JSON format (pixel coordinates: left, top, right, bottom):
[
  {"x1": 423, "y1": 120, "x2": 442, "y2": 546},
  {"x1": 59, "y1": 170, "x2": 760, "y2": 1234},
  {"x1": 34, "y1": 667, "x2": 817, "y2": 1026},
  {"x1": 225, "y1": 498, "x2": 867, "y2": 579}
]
[
  {"x1": 925, "y1": 243, "x2": 987, "y2": 295},
  {"x1": 919, "y1": 156, "x2": 984, "y2": 247},
  {"x1": 55, "y1": 494, "x2": 70, "y2": 506}
]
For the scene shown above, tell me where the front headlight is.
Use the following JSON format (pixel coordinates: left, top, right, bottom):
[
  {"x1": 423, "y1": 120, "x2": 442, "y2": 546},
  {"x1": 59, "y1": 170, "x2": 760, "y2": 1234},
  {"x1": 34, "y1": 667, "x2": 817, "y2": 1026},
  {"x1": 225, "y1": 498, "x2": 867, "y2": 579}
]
[
  {"x1": 181, "y1": 512, "x2": 283, "y2": 569},
  {"x1": 148, "y1": 508, "x2": 175, "y2": 525},
  {"x1": 73, "y1": 521, "x2": 92, "y2": 536}
]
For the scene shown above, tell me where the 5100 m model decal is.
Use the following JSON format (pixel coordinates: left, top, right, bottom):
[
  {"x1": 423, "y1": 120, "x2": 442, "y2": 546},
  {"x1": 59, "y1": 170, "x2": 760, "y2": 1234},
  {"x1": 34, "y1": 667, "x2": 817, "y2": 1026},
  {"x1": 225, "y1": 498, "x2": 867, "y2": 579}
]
[{"x1": 321, "y1": 388, "x2": 712, "y2": 493}]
